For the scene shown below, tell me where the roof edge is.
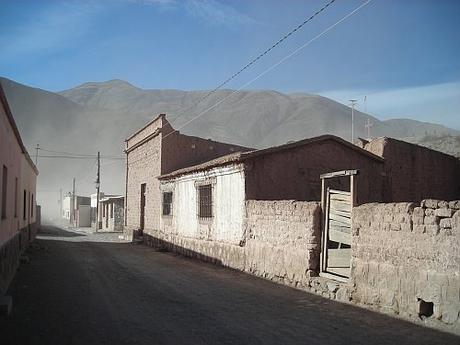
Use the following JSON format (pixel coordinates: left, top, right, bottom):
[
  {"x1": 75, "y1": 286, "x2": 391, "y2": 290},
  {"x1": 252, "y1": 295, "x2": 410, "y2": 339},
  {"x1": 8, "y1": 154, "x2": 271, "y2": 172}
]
[
  {"x1": 125, "y1": 113, "x2": 166, "y2": 142},
  {"x1": 0, "y1": 84, "x2": 39, "y2": 175}
]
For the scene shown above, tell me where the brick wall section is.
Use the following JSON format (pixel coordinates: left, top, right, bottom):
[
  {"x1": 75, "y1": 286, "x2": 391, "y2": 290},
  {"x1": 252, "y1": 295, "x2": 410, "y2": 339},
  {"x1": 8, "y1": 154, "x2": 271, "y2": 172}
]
[
  {"x1": 364, "y1": 137, "x2": 460, "y2": 202},
  {"x1": 352, "y1": 200, "x2": 460, "y2": 325},
  {"x1": 144, "y1": 200, "x2": 322, "y2": 288}
]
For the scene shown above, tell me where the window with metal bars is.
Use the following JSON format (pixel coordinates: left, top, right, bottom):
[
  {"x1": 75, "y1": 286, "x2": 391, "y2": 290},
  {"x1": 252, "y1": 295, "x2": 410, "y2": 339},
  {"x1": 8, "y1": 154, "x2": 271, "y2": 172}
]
[
  {"x1": 198, "y1": 184, "x2": 212, "y2": 219},
  {"x1": 162, "y1": 192, "x2": 173, "y2": 216}
]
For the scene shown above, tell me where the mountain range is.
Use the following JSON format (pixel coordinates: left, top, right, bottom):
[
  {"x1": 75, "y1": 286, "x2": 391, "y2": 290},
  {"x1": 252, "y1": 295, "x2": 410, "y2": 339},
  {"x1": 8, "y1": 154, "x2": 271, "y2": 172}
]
[{"x1": 1, "y1": 77, "x2": 459, "y2": 218}]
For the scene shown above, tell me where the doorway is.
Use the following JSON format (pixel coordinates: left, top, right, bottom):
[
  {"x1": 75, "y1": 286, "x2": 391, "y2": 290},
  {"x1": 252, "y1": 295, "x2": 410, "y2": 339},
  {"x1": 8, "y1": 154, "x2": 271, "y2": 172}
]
[
  {"x1": 320, "y1": 170, "x2": 358, "y2": 280},
  {"x1": 140, "y1": 183, "x2": 146, "y2": 231}
]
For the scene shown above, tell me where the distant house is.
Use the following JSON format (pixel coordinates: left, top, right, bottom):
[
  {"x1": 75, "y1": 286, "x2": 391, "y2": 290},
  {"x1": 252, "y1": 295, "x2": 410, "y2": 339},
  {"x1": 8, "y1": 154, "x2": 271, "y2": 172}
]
[
  {"x1": 62, "y1": 195, "x2": 91, "y2": 227},
  {"x1": 90, "y1": 192, "x2": 119, "y2": 228},
  {"x1": 99, "y1": 196, "x2": 124, "y2": 232},
  {"x1": 0, "y1": 84, "x2": 39, "y2": 295}
]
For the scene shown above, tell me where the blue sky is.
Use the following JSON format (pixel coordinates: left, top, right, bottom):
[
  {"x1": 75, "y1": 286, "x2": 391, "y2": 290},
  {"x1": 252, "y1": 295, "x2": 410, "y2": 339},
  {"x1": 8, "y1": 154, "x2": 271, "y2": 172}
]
[{"x1": 1, "y1": 0, "x2": 459, "y2": 129}]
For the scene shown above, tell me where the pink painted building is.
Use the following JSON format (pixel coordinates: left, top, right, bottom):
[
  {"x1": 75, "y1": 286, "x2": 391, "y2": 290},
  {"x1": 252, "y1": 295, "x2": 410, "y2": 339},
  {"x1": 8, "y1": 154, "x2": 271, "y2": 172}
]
[{"x1": 0, "y1": 84, "x2": 39, "y2": 294}]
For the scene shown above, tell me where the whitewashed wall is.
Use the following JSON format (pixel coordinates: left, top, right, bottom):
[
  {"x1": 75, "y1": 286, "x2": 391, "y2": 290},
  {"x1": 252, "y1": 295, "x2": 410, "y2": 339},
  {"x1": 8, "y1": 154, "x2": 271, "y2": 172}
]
[{"x1": 160, "y1": 164, "x2": 246, "y2": 245}]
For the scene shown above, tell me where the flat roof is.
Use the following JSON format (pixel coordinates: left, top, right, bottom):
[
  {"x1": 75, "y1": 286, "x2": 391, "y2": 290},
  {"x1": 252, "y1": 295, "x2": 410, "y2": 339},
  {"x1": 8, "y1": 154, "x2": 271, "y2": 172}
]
[{"x1": 159, "y1": 134, "x2": 384, "y2": 180}]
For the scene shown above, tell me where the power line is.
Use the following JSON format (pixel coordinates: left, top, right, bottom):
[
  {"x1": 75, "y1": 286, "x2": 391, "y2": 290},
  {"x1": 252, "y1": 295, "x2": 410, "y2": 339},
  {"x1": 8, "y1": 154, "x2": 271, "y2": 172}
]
[
  {"x1": 164, "y1": 0, "x2": 373, "y2": 141},
  {"x1": 172, "y1": 0, "x2": 337, "y2": 125},
  {"x1": 33, "y1": 147, "x2": 124, "y2": 159},
  {"x1": 36, "y1": 155, "x2": 125, "y2": 160}
]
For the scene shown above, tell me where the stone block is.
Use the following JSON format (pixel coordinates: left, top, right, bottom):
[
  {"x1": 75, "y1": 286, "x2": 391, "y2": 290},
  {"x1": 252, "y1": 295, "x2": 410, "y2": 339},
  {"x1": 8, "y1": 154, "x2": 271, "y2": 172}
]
[
  {"x1": 413, "y1": 207, "x2": 424, "y2": 217},
  {"x1": 425, "y1": 225, "x2": 440, "y2": 236},
  {"x1": 424, "y1": 208, "x2": 435, "y2": 216},
  {"x1": 424, "y1": 216, "x2": 439, "y2": 225},
  {"x1": 326, "y1": 281, "x2": 340, "y2": 293},
  {"x1": 437, "y1": 200, "x2": 449, "y2": 209},
  {"x1": 448, "y1": 200, "x2": 460, "y2": 210},
  {"x1": 335, "y1": 287, "x2": 352, "y2": 302},
  {"x1": 439, "y1": 218, "x2": 452, "y2": 229},
  {"x1": 434, "y1": 208, "x2": 453, "y2": 218},
  {"x1": 412, "y1": 216, "x2": 424, "y2": 225},
  {"x1": 441, "y1": 308, "x2": 459, "y2": 324},
  {"x1": 421, "y1": 199, "x2": 439, "y2": 209}
]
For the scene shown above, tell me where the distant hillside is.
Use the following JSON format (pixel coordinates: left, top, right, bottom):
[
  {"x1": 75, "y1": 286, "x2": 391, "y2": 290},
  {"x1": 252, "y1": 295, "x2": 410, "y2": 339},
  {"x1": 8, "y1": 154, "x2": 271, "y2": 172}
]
[{"x1": 1, "y1": 77, "x2": 459, "y2": 218}]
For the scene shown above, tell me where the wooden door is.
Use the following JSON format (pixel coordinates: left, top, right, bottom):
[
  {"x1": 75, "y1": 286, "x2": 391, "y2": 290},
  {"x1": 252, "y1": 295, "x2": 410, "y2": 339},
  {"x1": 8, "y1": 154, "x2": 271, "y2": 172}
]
[
  {"x1": 140, "y1": 183, "x2": 146, "y2": 230},
  {"x1": 324, "y1": 189, "x2": 352, "y2": 278}
]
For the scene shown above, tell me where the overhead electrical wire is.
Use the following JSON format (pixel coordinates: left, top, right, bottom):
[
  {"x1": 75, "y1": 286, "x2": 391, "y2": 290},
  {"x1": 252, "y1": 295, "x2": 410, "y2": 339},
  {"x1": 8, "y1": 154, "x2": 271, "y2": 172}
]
[
  {"x1": 171, "y1": 0, "x2": 337, "y2": 125},
  {"x1": 164, "y1": 0, "x2": 372, "y2": 141}
]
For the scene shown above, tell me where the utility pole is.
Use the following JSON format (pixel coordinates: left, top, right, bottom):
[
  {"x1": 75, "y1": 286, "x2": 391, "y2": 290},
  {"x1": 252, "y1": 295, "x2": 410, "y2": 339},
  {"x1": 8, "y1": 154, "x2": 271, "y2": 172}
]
[
  {"x1": 96, "y1": 151, "x2": 101, "y2": 231},
  {"x1": 35, "y1": 144, "x2": 39, "y2": 165},
  {"x1": 365, "y1": 118, "x2": 373, "y2": 139},
  {"x1": 349, "y1": 99, "x2": 358, "y2": 144},
  {"x1": 71, "y1": 178, "x2": 76, "y2": 227}
]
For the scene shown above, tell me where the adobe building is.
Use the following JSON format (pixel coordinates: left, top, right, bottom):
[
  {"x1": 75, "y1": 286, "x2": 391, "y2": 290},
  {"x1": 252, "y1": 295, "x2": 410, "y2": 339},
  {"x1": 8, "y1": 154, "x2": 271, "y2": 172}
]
[
  {"x1": 0, "y1": 84, "x2": 39, "y2": 296},
  {"x1": 62, "y1": 194, "x2": 91, "y2": 227},
  {"x1": 360, "y1": 137, "x2": 460, "y2": 202},
  {"x1": 124, "y1": 114, "x2": 252, "y2": 239}
]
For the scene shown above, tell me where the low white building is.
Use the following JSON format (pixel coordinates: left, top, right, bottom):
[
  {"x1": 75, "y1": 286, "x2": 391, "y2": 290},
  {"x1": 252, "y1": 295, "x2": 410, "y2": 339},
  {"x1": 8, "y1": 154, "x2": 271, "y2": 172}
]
[{"x1": 160, "y1": 163, "x2": 245, "y2": 245}]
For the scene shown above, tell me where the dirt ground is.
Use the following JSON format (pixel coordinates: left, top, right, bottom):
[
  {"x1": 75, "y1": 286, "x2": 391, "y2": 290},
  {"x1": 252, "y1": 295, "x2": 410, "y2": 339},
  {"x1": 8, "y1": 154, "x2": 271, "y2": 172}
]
[{"x1": 0, "y1": 225, "x2": 458, "y2": 345}]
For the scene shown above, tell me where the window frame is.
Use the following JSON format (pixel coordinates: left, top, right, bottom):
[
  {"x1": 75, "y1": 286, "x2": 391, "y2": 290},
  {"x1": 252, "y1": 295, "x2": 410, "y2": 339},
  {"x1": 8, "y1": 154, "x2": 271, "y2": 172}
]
[
  {"x1": 162, "y1": 191, "x2": 173, "y2": 217},
  {"x1": 195, "y1": 179, "x2": 215, "y2": 221}
]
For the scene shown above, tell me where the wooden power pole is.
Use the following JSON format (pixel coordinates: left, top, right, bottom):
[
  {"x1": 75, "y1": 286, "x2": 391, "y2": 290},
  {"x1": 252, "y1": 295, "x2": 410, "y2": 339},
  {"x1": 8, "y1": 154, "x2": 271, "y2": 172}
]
[{"x1": 96, "y1": 151, "x2": 101, "y2": 231}]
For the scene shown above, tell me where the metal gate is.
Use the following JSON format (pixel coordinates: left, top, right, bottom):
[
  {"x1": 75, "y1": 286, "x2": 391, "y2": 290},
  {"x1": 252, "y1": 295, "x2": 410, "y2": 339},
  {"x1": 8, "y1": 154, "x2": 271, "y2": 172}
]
[{"x1": 320, "y1": 170, "x2": 358, "y2": 280}]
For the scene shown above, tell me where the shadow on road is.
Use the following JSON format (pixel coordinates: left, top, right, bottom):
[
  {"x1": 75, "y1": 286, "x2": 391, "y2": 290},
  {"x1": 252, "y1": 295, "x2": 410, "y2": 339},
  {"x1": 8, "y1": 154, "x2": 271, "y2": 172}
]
[
  {"x1": 38, "y1": 225, "x2": 86, "y2": 238},
  {"x1": 1, "y1": 225, "x2": 458, "y2": 345}
]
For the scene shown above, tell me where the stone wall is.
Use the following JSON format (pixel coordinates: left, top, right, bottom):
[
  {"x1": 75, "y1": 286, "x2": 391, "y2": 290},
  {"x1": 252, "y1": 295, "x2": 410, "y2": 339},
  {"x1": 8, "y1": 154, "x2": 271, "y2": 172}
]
[
  {"x1": 146, "y1": 200, "x2": 322, "y2": 288},
  {"x1": 352, "y1": 200, "x2": 460, "y2": 325},
  {"x1": 244, "y1": 200, "x2": 321, "y2": 284}
]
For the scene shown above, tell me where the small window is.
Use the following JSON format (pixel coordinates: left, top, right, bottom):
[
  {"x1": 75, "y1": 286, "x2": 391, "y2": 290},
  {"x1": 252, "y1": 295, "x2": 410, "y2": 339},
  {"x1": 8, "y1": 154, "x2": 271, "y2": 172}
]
[
  {"x1": 110, "y1": 203, "x2": 113, "y2": 218},
  {"x1": 31, "y1": 194, "x2": 34, "y2": 218},
  {"x1": 162, "y1": 192, "x2": 173, "y2": 216},
  {"x1": 198, "y1": 184, "x2": 212, "y2": 219},
  {"x1": 1, "y1": 165, "x2": 7, "y2": 219}
]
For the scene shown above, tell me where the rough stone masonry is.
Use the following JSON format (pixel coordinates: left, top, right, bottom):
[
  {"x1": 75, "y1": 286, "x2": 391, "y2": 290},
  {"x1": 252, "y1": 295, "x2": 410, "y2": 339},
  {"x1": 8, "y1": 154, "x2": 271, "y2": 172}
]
[{"x1": 352, "y1": 199, "x2": 460, "y2": 326}]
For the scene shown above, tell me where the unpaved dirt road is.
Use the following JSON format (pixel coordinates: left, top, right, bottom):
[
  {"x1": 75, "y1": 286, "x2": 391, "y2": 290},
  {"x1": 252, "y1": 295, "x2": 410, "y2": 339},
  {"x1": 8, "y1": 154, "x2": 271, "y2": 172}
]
[{"x1": 1, "y1": 225, "x2": 458, "y2": 345}]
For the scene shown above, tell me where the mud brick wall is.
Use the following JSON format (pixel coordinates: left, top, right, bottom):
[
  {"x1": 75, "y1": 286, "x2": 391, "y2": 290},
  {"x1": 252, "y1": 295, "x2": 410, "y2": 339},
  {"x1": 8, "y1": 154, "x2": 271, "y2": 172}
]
[
  {"x1": 352, "y1": 200, "x2": 460, "y2": 325},
  {"x1": 244, "y1": 200, "x2": 321, "y2": 285},
  {"x1": 145, "y1": 200, "x2": 322, "y2": 289}
]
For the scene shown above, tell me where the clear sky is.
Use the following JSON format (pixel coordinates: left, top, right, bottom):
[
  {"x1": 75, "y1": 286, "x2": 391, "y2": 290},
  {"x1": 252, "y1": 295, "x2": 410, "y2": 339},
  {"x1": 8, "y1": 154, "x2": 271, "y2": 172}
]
[{"x1": 1, "y1": 0, "x2": 459, "y2": 129}]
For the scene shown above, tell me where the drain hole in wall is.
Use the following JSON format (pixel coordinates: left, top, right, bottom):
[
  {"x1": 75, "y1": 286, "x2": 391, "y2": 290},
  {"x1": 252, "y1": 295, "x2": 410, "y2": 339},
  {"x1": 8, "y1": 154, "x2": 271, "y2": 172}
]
[{"x1": 418, "y1": 299, "x2": 434, "y2": 318}]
